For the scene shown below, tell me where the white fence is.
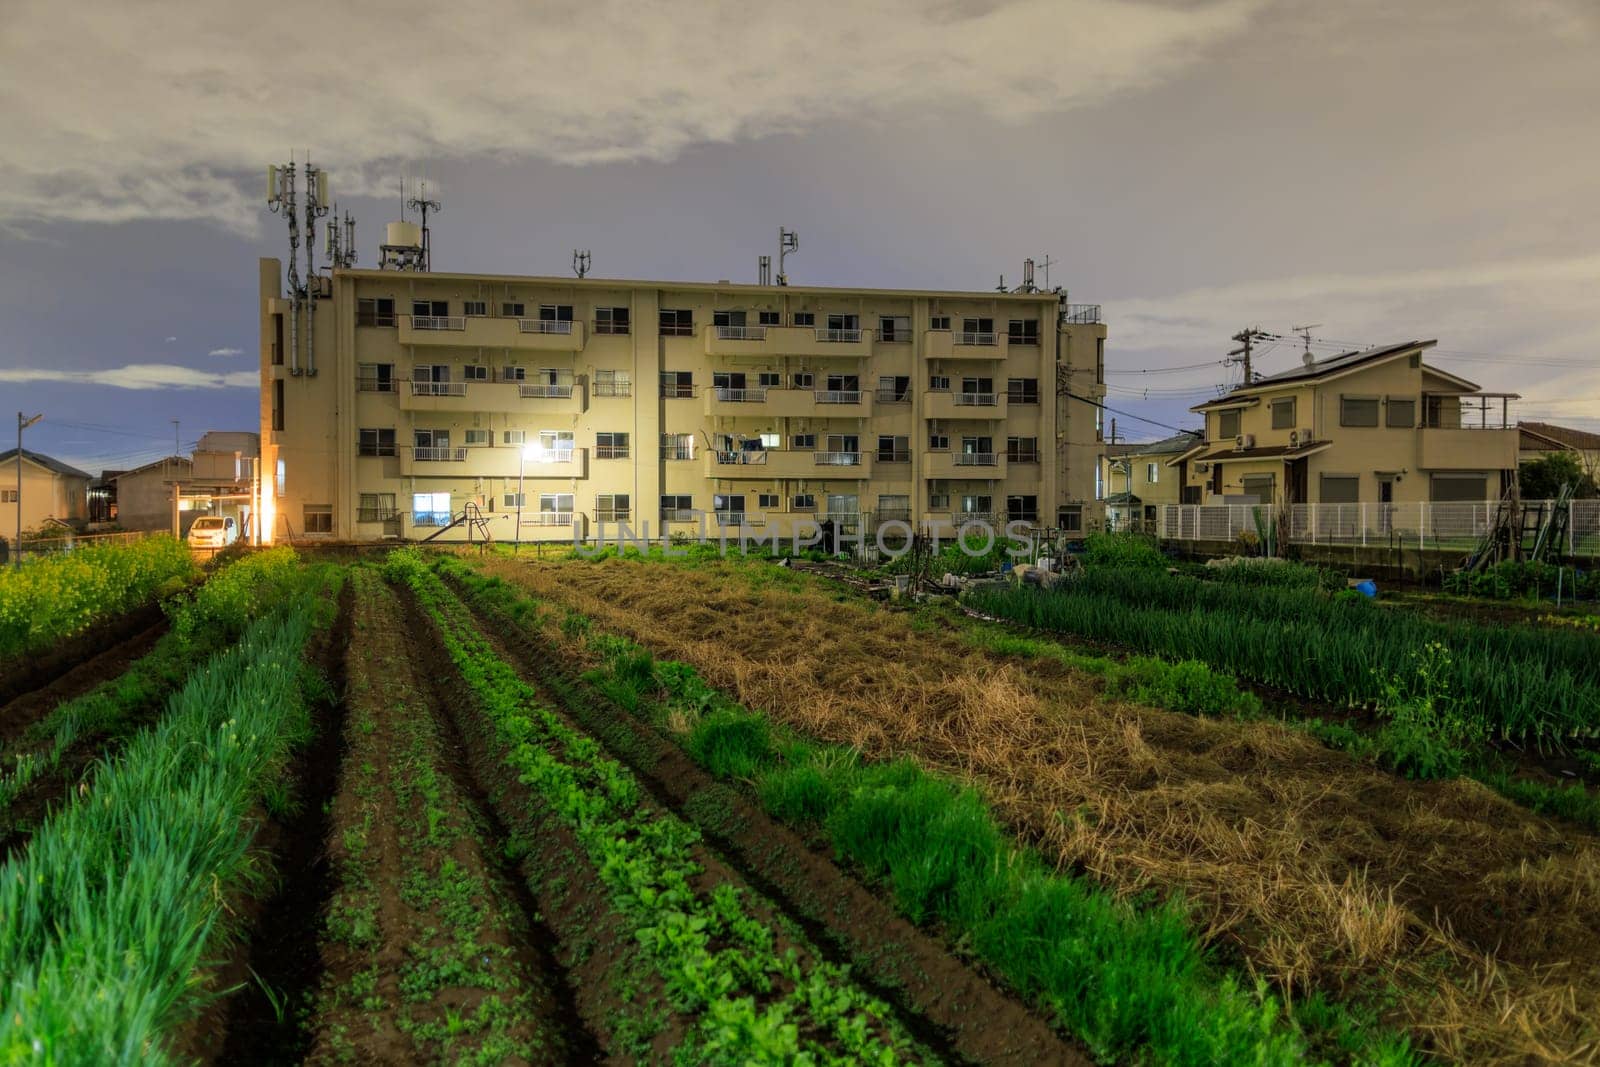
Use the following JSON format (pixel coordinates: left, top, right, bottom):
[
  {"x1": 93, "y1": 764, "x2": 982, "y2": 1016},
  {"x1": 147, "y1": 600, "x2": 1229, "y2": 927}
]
[{"x1": 1157, "y1": 500, "x2": 1600, "y2": 556}]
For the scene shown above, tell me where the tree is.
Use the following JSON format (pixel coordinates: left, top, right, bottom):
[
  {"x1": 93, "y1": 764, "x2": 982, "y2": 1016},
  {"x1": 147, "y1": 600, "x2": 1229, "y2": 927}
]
[{"x1": 1519, "y1": 451, "x2": 1599, "y2": 500}]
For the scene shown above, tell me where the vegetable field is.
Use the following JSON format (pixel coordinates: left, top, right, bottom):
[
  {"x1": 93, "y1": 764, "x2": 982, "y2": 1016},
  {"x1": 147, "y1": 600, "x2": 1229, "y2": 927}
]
[{"x1": 3, "y1": 540, "x2": 1596, "y2": 1065}]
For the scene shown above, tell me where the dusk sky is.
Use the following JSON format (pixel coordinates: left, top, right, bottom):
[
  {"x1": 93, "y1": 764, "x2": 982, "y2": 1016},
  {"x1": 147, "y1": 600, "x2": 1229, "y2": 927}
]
[{"x1": 3, "y1": 0, "x2": 1597, "y2": 475}]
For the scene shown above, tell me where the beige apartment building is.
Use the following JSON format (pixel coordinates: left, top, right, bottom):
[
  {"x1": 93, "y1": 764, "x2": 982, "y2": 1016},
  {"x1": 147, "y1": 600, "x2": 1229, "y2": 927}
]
[
  {"x1": 257, "y1": 259, "x2": 1107, "y2": 545},
  {"x1": 1169, "y1": 340, "x2": 1520, "y2": 506}
]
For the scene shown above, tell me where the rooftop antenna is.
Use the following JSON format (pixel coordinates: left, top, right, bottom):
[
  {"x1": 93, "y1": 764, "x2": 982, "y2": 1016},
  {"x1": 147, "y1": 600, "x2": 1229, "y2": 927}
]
[
  {"x1": 1293, "y1": 323, "x2": 1321, "y2": 367},
  {"x1": 758, "y1": 255, "x2": 771, "y2": 286},
  {"x1": 1039, "y1": 253, "x2": 1057, "y2": 290},
  {"x1": 406, "y1": 179, "x2": 442, "y2": 272},
  {"x1": 324, "y1": 202, "x2": 358, "y2": 269},
  {"x1": 572, "y1": 249, "x2": 591, "y2": 279},
  {"x1": 996, "y1": 274, "x2": 1007, "y2": 292},
  {"x1": 777, "y1": 228, "x2": 798, "y2": 286}
]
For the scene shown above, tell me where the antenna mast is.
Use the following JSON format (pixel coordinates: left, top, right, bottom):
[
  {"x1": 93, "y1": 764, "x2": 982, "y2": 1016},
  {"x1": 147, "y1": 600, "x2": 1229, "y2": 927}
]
[
  {"x1": 267, "y1": 158, "x2": 303, "y2": 375},
  {"x1": 777, "y1": 228, "x2": 798, "y2": 286},
  {"x1": 572, "y1": 249, "x2": 591, "y2": 279},
  {"x1": 1292, "y1": 323, "x2": 1321, "y2": 366},
  {"x1": 406, "y1": 180, "x2": 442, "y2": 272},
  {"x1": 1039, "y1": 253, "x2": 1057, "y2": 290}
]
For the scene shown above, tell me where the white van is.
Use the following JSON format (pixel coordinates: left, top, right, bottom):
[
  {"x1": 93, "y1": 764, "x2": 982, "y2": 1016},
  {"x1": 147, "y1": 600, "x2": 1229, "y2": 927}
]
[{"x1": 187, "y1": 515, "x2": 238, "y2": 548}]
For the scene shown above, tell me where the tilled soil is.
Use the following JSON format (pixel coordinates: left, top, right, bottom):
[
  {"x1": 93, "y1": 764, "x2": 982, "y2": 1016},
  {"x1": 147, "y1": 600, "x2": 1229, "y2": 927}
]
[
  {"x1": 487, "y1": 555, "x2": 1600, "y2": 1066},
  {"x1": 0, "y1": 606, "x2": 167, "y2": 745}
]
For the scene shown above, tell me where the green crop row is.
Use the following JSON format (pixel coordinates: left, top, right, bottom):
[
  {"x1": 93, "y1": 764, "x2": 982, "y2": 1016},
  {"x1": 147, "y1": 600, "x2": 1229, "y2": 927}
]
[
  {"x1": 965, "y1": 568, "x2": 1600, "y2": 741},
  {"x1": 0, "y1": 535, "x2": 195, "y2": 661},
  {"x1": 437, "y1": 557, "x2": 1414, "y2": 1067},
  {"x1": 0, "y1": 588, "x2": 329, "y2": 1064},
  {"x1": 385, "y1": 549, "x2": 925, "y2": 1065}
]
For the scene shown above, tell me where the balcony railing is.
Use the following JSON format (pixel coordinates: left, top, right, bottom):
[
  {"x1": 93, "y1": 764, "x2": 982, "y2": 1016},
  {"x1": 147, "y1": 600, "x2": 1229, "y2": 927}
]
[
  {"x1": 714, "y1": 324, "x2": 767, "y2": 341},
  {"x1": 879, "y1": 330, "x2": 911, "y2": 343},
  {"x1": 955, "y1": 452, "x2": 998, "y2": 466},
  {"x1": 525, "y1": 448, "x2": 575, "y2": 465},
  {"x1": 1007, "y1": 332, "x2": 1040, "y2": 346},
  {"x1": 955, "y1": 392, "x2": 998, "y2": 406},
  {"x1": 519, "y1": 319, "x2": 573, "y2": 334},
  {"x1": 875, "y1": 451, "x2": 911, "y2": 463},
  {"x1": 662, "y1": 383, "x2": 695, "y2": 398},
  {"x1": 816, "y1": 328, "x2": 863, "y2": 343},
  {"x1": 357, "y1": 312, "x2": 397, "y2": 327},
  {"x1": 1006, "y1": 450, "x2": 1040, "y2": 464},
  {"x1": 956, "y1": 331, "x2": 996, "y2": 346},
  {"x1": 594, "y1": 509, "x2": 631, "y2": 524},
  {"x1": 411, "y1": 381, "x2": 467, "y2": 396},
  {"x1": 519, "y1": 383, "x2": 575, "y2": 399},
  {"x1": 661, "y1": 507, "x2": 700, "y2": 522},
  {"x1": 661, "y1": 445, "x2": 695, "y2": 460},
  {"x1": 357, "y1": 377, "x2": 396, "y2": 392},
  {"x1": 814, "y1": 389, "x2": 862, "y2": 404},
  {"x1": 1061, "y1": 304, "x2": 1102, "y2": 325},
  {"x1": 712, "y1": 386, "x2": 768, "y2": 403},
  {"x1": 592, "y1": 380, "x2": 632, "y2": 397},
  {"x1": 356, "y1": 508, "x2": 398, "y2": 523},
  {"x1": 814, "y1": 451, "x2": 862, "y2": 466},
  {"x1": 411, "y1": 315, "x2": 464, "y2": 331},
  {"x1": 592, "y1": 320, "x2": 630, "y2": 335},
  {"x1": 660, "y1": 323, "x2": 695, "y2": 337},
  {"x1": 1006, "y1": 390, "x2": 1040, "y2": 405},
  {"x1": 713, "y1": 450, "x2": 768, "y2": 466},
  {"x1": 875, "y1": 508, "x2": 913, "y2": 523},
  {"x1": 530, "y1": 511, "x2": 575, "y2": 525},
  {"x1": 714, "y1": 512, "x2": 747, "y2": 525},
  {"x1": 875, "y1": 389, "x2": 910, "y2": 403},
  {"x1": 413, "y1": 446, "x2": 468, "y2": 462},
  {"x1": 594, "y1": 445, "x2": 630, "y2": 460}
]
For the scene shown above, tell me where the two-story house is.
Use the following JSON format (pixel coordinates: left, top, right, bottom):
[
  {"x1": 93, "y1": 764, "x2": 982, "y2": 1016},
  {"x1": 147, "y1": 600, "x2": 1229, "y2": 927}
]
[
  {"x1": 1101, "y1": 431, "x2": 1203, "y2": 529},
  {"x1": 1170, "y1": 340, "x2": 1519, "y2": 507}
]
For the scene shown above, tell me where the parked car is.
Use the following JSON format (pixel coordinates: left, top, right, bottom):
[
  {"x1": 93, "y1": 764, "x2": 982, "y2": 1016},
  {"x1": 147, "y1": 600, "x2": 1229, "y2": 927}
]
[{"x1": 186, "y1": 515, "x2": 238, "y2": 548}]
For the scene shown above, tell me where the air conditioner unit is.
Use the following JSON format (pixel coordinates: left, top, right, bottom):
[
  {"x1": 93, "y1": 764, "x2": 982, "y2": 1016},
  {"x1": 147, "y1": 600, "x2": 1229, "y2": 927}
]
[
  {"x1": 1297, "y1": 428, "x2": 1314, "y2": 446},
  {"x1": 1233, "y1": 433, "x2": 1255, "y2": 451}
]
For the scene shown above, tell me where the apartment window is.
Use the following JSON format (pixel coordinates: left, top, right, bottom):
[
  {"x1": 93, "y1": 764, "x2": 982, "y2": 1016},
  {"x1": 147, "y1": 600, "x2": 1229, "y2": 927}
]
[
  {"x1": 356, "y1": 297, "x2": 396, "y2": 327},
  {"x1": 596, "y1": 432, "x2": 630, "y2": 459},
  {"x1": 1096, "y1": 338, "x2": 1105, "y2": 385},
  {"x1": 593, "y1": 369, "x2": 632, "y2": 397},
  {"x1": 594, "y1": 306, "x2": 630, "y2": 335},
  {"x1": 501, "y1": 365, "x2": 527, "y2": 382},
  {"x1": 792, "y1": 311, "x2": 815, "y2": 327},
  {"x1": 357, "y1": 493, "x2": 396, "y2": 522},
  {"x1": 272, "y1": 313, "x2": 284, "y2": 364},
  {"x1": 462, "y1": 364, "x2": 488, "y2": 382},
  {"x1": 928, "y1": 431, "x2": 949, "y2": 450},
  {"x1": 1271, "y1": 397, "x2": 1296, "y2": 429},
  {"x1": 1059, "y1": 505, "x2": 1083, "y2": 533},
  {"x1": 357, "y1": 362, "x2": 395, "y2": 392},
  {"x1": 412, "y1": 492, "x2": 452, "y2": 527},
  {"x1": 878, "y1": 375, "x2": 910, "y2": 402},
  {"x1": 1006, "y1": 495, "x2": 1039, "y2": 522},
  {"x1": 1387, "y1": 397, "x2": 1416, "y2": 428},
  {"x1": 502, "y1": 301, "x2": 526, "y2": 318},
  {"x1": 414, "y1": 429, "x2": 451, "y2": 450},
  {"x1": 826, "y1": 493, "x2": 858, "y2": 516},
  {"x1": 1007, "y1": 319, "x2": 1040, "y2": 345},
  {"x1": 661, "y1": 494, "x2": 696, "y2": 520},
  {"x1": 659, "y1": 308, "x2": 694, "y2": 336},
  {"x1": 303, "y1": 505, "x2": 333, "y2": 534},
  {"x1": 792, "y1": 371, "x2": 814, "y2": 389},
  {"x1": 758, "y1": 493, "x2": 780, "y2": 509},
  {"x1": 272, "y1": 379, "x2": 284, "y2": 432},
  {"x1": 1340, "y1": 396, "x2": 1380, "y2": 428},
  {"x1": 1146, "y1": 462, "x2": 1160, "y2": 483},
  {"x1": 758, "y1": 432, "x2": 781, "y2": 448},
  {"x1": 463, "y1": 300, "x2": 487, "y2": 317},
  {"x1": 503, "y1": 429, "x2": 527, "y2": 445},
  {"x1": 792, "y1": 493, "x2": 816, "y2": 511},
  {"x1": 503, "y1": 492, "x2": 526, "y2": 509},
  {"x1": 877, "y1": 435, "x2": 909, "y2": 462},
  {"x1": 537, "y1": 430, "x2": 574, "y2": 457},
  {"x1": 1218, "y1": 409, "x2": 1241, "y2": 439},
  {"x1": 930, "y1": 315, "x2": 950, "y2": 331},
  {"x1": 539, "y1": 493, "x2": 575, "y2": 522},
  {"x1": 960, "y1": 317, "x2": 995, "y2": 342},
  {"x1": 879, "y1": 315, "x2": 911, "y2": 341},
  {"x1": 826, "y1": 313, "x2": 860, "y2": 332},
  {"x1": 1006, "y1": 436, "x2": 1039, "y2": 463},
  {"x1": 465, "y1": 429, "x2": 491, "y2": 447},
  {"x1": 757, "y1": 371, "x2": 782, "y2": 388},
  {"x1": 1006, "y1": 378, "x2": 1039, "y2": 404},
  {"x1": 596, "y1": 493, "x2": 631, "y2": 522},
  {"x1": 1320, "y1": 475, "x2": 1360, "y2": 504},
  {"x1": 357, "y1": 428, "x2": 396, "y2": 457},
  {"x1": 661, "y1": 433, "x2": 694, "y2": 460},
  {"x1": 757, "y1": 310, "x2": 780, "y2": 326},
  {"x1": 792, "y1": 433, "x2": 816, "y2": 450},
  {"x1": 960, "y1": 495, "x2": 992, "y2": 516},
  {"x1": 714, "y1": 494, "x2": 747, "y2": 523},
  {"x1": 928, "y1": 375, "x2": 950, "y2": 392},
  {"x1": 713, "y1": 310, "x2": 748, "y2": 329},
  {"x1": 878, "y1": 494, "x2": 910, "y2": 519},
  {"x1": 540, "y1": 304, "x2": 574, "y2": 323},
  {"x1": 412, "y1": 300, "x2": 448, "y2": 318},
  {"x1": 661, "y1": 371, "x2": 693, "y2": 398}
]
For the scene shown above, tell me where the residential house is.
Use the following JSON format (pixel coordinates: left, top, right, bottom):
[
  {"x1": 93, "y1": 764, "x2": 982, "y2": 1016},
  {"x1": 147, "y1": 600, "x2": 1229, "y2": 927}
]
[
  {"x1": 1101, "y1": 431, "x2": 1202, "y2": 529},
  {"x1": 0, "y1": 449, "x2": 91, "y2": 535},
  {"x1": 1519, "y1": 421, "x2": 1600, "y2": 481}
]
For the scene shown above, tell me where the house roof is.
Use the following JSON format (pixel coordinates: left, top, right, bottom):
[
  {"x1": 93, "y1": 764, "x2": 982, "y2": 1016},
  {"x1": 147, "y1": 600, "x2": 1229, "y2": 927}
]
[
  {"x1": 1187, "y1": 440, "x2": 1332, "y2": 464},
  {"x1": 1106, "y1": 431, "x2": 1204, "y2": 458},
  {"x1": 113, "y1": 456, "x2": 192, "y2": 481},
  {"x1": 0, "y1": 448, "x2": 92, "y2": 481},
  {"x1": 1191, "y1": 340, "x2": 1475, "y2": 411},
  {"x1": 1520, "y1": 421, "x2": 1600, "y2": 452},
  {"x1": 1104, "y1": 492, "x2": 1142, "y2": 505}
]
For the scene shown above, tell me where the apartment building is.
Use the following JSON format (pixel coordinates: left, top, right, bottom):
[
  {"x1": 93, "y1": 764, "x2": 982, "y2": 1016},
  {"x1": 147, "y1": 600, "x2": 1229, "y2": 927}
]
[
  {"x1": 258, "y1": 260, "x2": 1107, "y2": 544},
  {"x1": 1100, "y1": 431, "x2": 1202, "y2": 529},
  {"x1": 1169, "y1": 340, "x2": 1520, "y2": 506}
]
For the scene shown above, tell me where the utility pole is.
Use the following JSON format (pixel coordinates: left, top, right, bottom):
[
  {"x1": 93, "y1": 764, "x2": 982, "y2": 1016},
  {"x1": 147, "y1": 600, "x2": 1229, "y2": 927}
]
[
  {"x1": 15, "y1": 412, "x2": 42, "y2": 568},
  {"x1": 1227, "y1": 327, "x2": 1278, "y2": 386},
  {"x1": 172, "y1": 418, "x2": 180, "y2": 458}
]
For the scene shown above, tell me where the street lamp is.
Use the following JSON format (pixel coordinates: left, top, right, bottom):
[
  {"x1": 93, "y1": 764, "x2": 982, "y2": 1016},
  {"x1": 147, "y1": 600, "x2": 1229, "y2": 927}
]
[
  {"x1": 14, "y1": 412, "x2": 43, "y2": 569},
  {"x1": 515, "y1": 441, "x2": 543, "y2": 553}
]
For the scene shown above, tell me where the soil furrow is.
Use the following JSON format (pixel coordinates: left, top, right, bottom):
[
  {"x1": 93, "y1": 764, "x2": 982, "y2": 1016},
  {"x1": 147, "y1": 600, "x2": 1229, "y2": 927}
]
[{"x1": 0, "y1": 610, "x2": 167, "y2": 746}]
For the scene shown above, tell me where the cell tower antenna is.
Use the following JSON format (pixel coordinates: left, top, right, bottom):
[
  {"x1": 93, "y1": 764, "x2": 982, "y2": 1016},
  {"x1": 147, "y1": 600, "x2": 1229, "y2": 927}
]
[
  {"x1": 572, "y1": 249, "x2": 591, "y2": 279},
  {"x1": 406, "y1": 180, "x2": 442, "y2": 272},
  {"x1": 777, "y1": 228, "x2": 799, "y2": 286}
]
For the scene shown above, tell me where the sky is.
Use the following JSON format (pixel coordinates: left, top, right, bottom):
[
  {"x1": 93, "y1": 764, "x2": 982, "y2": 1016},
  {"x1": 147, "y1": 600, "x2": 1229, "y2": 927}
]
[{"x1": 2, "y1": 0, "x2": 1597, "y2": 474}]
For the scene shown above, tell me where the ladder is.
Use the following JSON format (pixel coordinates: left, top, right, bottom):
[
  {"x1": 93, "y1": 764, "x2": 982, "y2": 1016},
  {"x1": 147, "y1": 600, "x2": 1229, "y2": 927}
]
[
  {"x1": 1530, "y1": 483, "x2": 1574, "y2": 562},
  {"x1": 419, "y1": 501, "x2": 494, "y2": 544}
]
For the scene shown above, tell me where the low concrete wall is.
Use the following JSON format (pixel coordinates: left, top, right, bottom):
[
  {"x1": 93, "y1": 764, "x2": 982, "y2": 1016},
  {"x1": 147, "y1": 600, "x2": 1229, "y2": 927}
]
[{"x1": 1158, "y1": 538, "x2": 1594, "y2": 582}]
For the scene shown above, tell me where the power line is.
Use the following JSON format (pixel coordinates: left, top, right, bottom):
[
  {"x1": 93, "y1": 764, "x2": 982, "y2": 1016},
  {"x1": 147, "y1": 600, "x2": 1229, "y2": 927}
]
[{"x1": 1062, "y1": 390, "x2": 1203, "y2": 437}]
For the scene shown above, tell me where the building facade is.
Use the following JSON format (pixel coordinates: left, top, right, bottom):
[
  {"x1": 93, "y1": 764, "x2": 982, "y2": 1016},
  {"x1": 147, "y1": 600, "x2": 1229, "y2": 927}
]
[
  {"x1": 114, "y1": 432, "x2": 260, "y2": 535},
  {"x1": 258, "y1": 260, "x2": 1107, "y2": 544},
  {"x1": 1170, "y1": 341, "x2": 1520, "y2": 506},
  {"x1": 0, "y1": 449, "x2": 91, "y2": 535},
  {"x1": 1100, "y1": 432, "x2": 1202, "y2": 529}
]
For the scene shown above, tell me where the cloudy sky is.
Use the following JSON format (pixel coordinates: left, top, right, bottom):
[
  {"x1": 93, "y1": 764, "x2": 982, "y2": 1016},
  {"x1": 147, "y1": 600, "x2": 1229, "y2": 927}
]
[{"x1": 2, "y1": 0, "x2": 1597, "y2": 472}]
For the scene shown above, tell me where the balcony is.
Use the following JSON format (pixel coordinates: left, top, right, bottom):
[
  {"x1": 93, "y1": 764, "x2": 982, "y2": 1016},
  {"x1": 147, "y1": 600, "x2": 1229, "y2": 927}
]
[
  {"x1": 400, "y1": 380, "x2": 536, "y2": 414},
  {"x1": 519, "y1": 447, "x2": 590, "y2": 480},
  {"x1": 704, "y1": 450, "x2": 872, "y2": 479},
  {"x1": 398, "y1": 315, "x2": 586, "y2": 351},
  {"x1": 398, "y1": 445, "x2": 587, "y2": 479},
  {"x1": 703, "y1": 324, "x2": 872, "y2": 359},
  {"x1": 704, "y1": 387, "x2": 873, "y2": 419},
  {"x1": 924, "y1": 452, "x2": 1009, "y2": 480},
  {"x1": 923, "y1": 330, "x2": 1009, "y2": 362},
  {"x1": 1419, "y1": 393, "x2": 1519, "y2": 469},
  {"x1": 923, "y1": 391, "x2": 1008, "y2": 422},
  {"x1": 1061, "y1": 304, "x2": 1102, "y2": 325}
]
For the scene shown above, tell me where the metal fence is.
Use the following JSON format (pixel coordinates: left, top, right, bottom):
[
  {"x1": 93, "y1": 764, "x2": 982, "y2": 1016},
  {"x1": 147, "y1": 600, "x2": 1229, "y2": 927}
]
[{"x1": 1156, "y1": 500, "x2": 1600, "y2": 556}]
